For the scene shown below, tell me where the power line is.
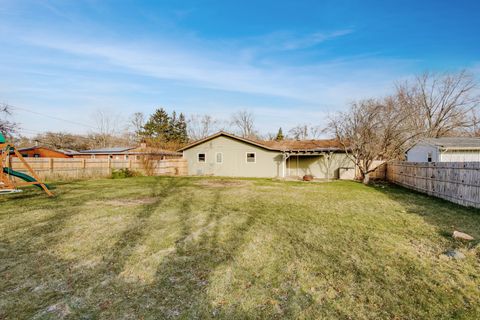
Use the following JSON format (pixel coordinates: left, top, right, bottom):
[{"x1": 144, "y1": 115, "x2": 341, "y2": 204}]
[{"x1": 9, "y1": 104, "x2": 97, "y2": 130}]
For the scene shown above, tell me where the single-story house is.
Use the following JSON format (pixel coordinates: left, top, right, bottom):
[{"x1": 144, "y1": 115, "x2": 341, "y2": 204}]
[
  {"x1": 406, "y1": 137, "x2": 480, "y2": 162},
  {"x1": 14, "y1": 146, "x2": 78, "y2": 158},
  {"x1": 178, "y1": 131, "x2": 355, "y2": 179},
  {"x1": 73, "y1": 143, "x2": 182, "y2": 160}
]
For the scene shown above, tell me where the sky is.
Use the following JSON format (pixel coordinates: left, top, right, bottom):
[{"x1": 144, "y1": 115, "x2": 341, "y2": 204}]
[{"x1": 0, "y1": 0, "x2": 479, "y2": 137}]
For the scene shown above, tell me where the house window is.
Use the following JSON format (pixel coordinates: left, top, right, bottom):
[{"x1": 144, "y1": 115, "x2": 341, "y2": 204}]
[
  {"x1": 34, "y1": 154, "x2": 40, "y2": 158},
  {"x1": 21, "y1": 154, "x2": 28, "y2": 157},
  {"x1": 198, "y1": 153, "x2": 206, "y2": 163},
  {"x1": 109, "y1": 155, "x2": 113, "y2": 159},
  {"x1": 136, "y1": 155, "x2": 141, "y2": 160},
  {"x1": 125, "y1": 155, "x2": 129, "y2": 160},
  {"x1": 427, "y1": 152, "x2": 432, "y2": 162},
  {"x1": 246, "y1": 152, "x2": 256, "y2": 163},
  {"x1": 216, "y1": 152, "x2": 223, "y2": 164}
]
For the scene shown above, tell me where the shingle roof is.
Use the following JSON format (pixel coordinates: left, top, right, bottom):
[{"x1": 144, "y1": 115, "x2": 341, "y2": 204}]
[
  {"x1": 79, "y1": 147, "x2": 135, "y2": 154},
  {"x1": 178, "y1": 131, "x2": 344, "y2": 152},
  {"x1": 261, "y1": 139, "x2": 343, "y2": 151},
  {"x1": 18, "y1": 146, "x2": 70, "y2": 154},
  {"x1": 422, "y1": 137, "x2": 480, "y2": 150},
  {"x1": 78, "y1": 146, "x2": 181, "y2": 155}
]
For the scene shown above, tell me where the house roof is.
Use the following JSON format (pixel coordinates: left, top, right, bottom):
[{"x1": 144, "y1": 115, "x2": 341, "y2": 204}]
[
  {"x1": 261, "y1": 139, "x2": 343, "y2": 151},
  {"x1": 78, "y1": 147, "x2": 135, "y2": 154},
  {"x1": 419, "y1": 137, "x2": 480, "y2": 150},
  {"x1": 18, "y1": 146, "x2": 70, "y2": 154},
  {"x1": 178, "y1": 131, "x2": 344, "y2": 152},
  {"x1": 79, "y1": 146, "x2": 181, "y2": 155}
]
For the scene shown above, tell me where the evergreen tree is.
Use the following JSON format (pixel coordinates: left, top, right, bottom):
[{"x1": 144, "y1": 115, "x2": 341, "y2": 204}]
[
  {"x1": 177, "y1": 113, "x2": 188, "y2": 143},
  {"x1": 275, "y1": 127, "x2": 284, "y2": 141},
  {"x1": 168, "y1": 111, "x2": 178, "y2": 141},
  {"x1": 142, "y1": 108, "x2": 170, "y2": 140}
]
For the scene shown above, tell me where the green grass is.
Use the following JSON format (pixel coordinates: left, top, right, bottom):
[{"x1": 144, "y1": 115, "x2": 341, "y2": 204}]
[{"x1": 1, "y1": 177, "x2": 479, "y2": 319}]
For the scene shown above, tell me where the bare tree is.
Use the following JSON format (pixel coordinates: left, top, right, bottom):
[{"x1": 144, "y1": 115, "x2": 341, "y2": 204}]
[
  {"x1": 130, "y1": 112, "x2": 145, "y2": 137},
  {"x1": 92, "y1": 109, "x2": 122, "y2": 148},
  {"x1": 187, "y1": 114, "x2": 220, "y2": 140},
  {"x1": 289, "y1": 124, "x2": 309, "y2": 140},
  {"x1": 289, "y1": 124, "x2": 323, "y2": 140},
  {"x1": 33, "y1": 132, "x2": 92, "y2": 150},
  {"x1": 0, "y1": 103, "x2": 18, "y2": 138},
  {"x1": 466, "y1": 109, "x2": 480, "y2": 137},
  {"x1": 328, "y1": 98, "x2": 419, "y2": 184},
  {"x1": 396, "y1": 70, "x2": 480, "y2": 138},
  {"x1": 230, "y1": 110, "x2": 256, "y2": 138}
]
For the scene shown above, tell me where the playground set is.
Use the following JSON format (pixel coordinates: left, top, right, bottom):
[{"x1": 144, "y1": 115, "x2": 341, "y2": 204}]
[{"x1": 0, "y1": 132, "x2": 53, "y2": 196}]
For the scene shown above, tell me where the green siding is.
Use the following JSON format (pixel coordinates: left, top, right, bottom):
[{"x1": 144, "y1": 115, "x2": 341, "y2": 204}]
[
  {"x1": 183, "y1": 136, "x2": 283, "y2": 177},
  {"x1": 286, "y1": 154, "x2": 354, "y2": 179},
  {"x1": 183, "y1": 135, "x2": 355, "y2": 179}
]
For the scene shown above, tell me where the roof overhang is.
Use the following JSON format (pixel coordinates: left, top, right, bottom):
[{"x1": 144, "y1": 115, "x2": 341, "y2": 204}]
[
  {"x1": 283, "y1": 148, "x2": 344, "y2": 155},
  {"x1": 178, "y1": 131, "x2": 346, "y2": 153},
  {"x1": 177, "y1": 131, "x2": 278, "y2": 152},
  {"x1": 441, "y1": 147, "x2": 480, "y2": 151}
]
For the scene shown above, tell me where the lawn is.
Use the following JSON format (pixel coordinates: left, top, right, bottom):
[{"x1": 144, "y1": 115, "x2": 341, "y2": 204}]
[{"x1": 0, "y1": 177, "x2": 479, "y2": 319}]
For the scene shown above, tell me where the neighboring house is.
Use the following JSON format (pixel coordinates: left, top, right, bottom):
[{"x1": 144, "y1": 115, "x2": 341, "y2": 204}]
[
  {"x1": 406, "y1": 137, "x2": 480, "y2": 162},
  {"x1": 73, "y1": 143, "x2": 182, "y2": 160},
  {"x1": 178, "y1": 131, "x2": 355, "y2": 179},
  {"x1": 14, "y1": 146, "x2": 77, "y2": 158}
]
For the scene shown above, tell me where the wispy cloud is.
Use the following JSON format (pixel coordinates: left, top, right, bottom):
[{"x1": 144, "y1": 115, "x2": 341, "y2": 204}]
[
  {"x1": 20, "y1": 31, "x2": 405, "y2": 106},
  {"x1": 273, "y1": 29, "x2": 353, "y2": 51}
]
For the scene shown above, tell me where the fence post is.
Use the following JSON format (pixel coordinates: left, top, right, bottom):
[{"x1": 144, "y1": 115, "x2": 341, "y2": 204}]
[{"x1": 49, "y1": 158, "x2": 54, "y2": 175}]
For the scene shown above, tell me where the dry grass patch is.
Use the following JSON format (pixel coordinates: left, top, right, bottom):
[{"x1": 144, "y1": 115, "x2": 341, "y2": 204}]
[
  {"x1": 0, "y1": 176, "x2": 479, "y2": 319},
  {"x1": 196, "y1": 178, "x2": 252, "y2": 188}
]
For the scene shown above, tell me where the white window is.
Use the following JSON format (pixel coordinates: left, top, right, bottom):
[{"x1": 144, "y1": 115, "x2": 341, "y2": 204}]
[
  {"x1": 198, "y1": 153, "x2": 206, "y2": 163},
  {"x1": 246, "y1": 152, "x2": 256, "y2": 163},
  {"x1": 216, "y1": 152, "x2": 223, "y2": 164},
  {"x1": 427, "y1": 152, "x2": 432, "y2": 162}
]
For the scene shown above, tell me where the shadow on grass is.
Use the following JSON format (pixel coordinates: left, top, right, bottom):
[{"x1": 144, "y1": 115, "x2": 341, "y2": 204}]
[
  {"x1": 0, "y1": 177, "x2": 261, "y2": 319},
  {"x1": 368, "y1": 182, "x2": 480, "y2": 244}
]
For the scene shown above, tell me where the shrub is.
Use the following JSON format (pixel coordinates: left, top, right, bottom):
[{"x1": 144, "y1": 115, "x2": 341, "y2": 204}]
[{"x1": 111, "y1": 168, "x2": 141, "y2": 179}]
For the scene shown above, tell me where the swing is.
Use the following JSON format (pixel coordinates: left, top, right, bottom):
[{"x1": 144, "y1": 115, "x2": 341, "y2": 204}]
[{"x1": 0, "y1": 132, "x2": 53, "y2": 196}]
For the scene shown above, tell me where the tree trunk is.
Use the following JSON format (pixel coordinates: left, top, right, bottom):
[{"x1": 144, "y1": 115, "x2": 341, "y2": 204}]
[{"x1": 362, "y1": 172, "x2": 370, "y2": 184}]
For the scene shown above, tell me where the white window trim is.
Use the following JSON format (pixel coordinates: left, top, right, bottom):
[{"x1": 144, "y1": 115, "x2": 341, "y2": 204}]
[
  {"x1": 197, "y1": 152, "x2": 206, "y2": 163},
  {"x1": 246, "y1": 152, "x2": 256, "y2": 163},
  {"x1": 215, "y1": 152, "x2": 223, "y2": 164}
]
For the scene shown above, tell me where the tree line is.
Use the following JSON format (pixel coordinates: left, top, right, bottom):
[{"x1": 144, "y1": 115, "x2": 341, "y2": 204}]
[
  {"x1": 328, "y1": 70, "x2": 480, "y2": 183},
  {"x1": 2, "y1": 71, "x2": 478, "y2": 176}
]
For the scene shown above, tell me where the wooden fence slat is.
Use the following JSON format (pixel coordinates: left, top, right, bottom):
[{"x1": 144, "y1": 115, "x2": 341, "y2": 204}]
[
  {"x1": 387, "y1": 161, "x2": 480, "y2": 208},
  {"x1": 9, "y1": 158, "x2": 187, "y2": 180}
]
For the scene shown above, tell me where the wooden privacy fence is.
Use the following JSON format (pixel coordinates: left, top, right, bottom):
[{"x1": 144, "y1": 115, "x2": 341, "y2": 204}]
[
  {"x1": 387, "y1": 161, "x2": 480, "y2": 209},
  {"x1": 8, "y1": 158, "x2": 188, "y2": 180}
]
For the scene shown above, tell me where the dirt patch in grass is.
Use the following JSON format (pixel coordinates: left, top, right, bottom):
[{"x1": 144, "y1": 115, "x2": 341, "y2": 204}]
[
  {"x1": 89, "y1": 197, "x2": 158, "y2": 207},
  {"x1": 196, "y1": 179, "x2": 251, "y2": 188}
]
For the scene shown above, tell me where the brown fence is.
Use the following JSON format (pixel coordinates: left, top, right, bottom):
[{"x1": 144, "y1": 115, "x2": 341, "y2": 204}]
[
  {"x1": 8, "y1": 157, "x2": 188, "y2": 180},
  {"x1": 386, "y1": 161, "x2": 480, "y2": 209}
]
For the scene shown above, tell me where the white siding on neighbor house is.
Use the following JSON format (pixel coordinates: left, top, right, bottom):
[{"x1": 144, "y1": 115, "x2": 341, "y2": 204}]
[
  {"x1": 406, "y1": 144, "x2": 439, "y2": 162},
  {"x1": 439, "y1": 150, "x2": 480, "y2": 162},
  {"x1": 182, "y1": 136, "x2": 284, "y2": 177}
]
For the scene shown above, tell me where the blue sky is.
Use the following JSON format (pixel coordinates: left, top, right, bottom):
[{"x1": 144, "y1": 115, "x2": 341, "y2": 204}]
[{"x1": 0, "y1": 0, "x2": 479, "y2": 136}]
